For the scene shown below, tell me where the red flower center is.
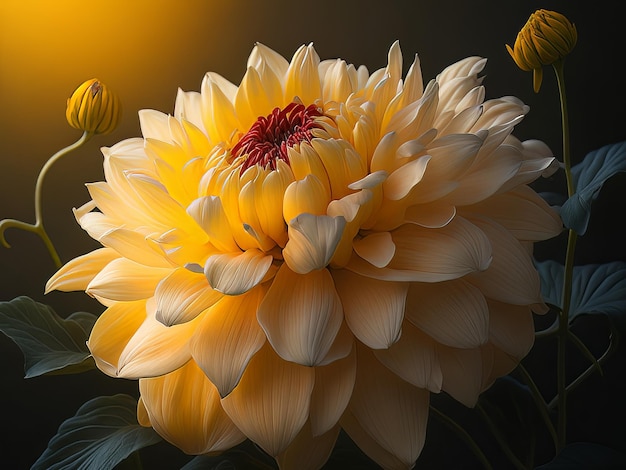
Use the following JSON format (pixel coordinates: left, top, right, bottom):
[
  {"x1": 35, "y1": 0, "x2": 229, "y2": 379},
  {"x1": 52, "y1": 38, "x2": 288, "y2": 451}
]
[{"x1": 232, "y1": 102, "x2": 322, "y2": 174}]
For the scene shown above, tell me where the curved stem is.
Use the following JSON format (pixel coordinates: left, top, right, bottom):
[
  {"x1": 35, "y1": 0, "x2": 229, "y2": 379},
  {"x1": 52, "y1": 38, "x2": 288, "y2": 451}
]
[
  {"x1": 34, "y1": 131, "x2": 92, "y2": 228},
  {"x1": 552, "y1": 59, "x2": 575, "y2": 453},
  {"x1": 548, "y1": 323, "x2": 619, "y2": 409},
  {"x1": 429, "y1": 405, "x2": 493, "y2": 470},
  {"x1": 517, "y1": 364, "x2": 558, "y2": 452},
  {"x1": 0, "y1": 131, "x2": 92, "y2": 268},
  {"x1": 476, "y1": 403, "x2": 527, "y2": 470}
]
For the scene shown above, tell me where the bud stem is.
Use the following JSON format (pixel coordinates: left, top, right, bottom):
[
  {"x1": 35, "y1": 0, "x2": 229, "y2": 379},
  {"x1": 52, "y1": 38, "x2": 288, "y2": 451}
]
[
  {"x1": 0, "y1": 130, "x2": 93, "y2": 268},
  {"x1": 552, "y1": 58, "x2": 577, "y2": 453}
]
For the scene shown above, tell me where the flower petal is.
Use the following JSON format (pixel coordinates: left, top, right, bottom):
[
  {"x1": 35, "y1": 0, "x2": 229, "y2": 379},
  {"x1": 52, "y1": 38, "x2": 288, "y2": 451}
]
[
  {"x1": 87, "y1": 300, "x2": 147, "y2": 377},
  {"x1": 344, "y1": 344, "x2": 429, "y2": 467},
  {"x1": 276, "y1": 422, "x2": 340, "y2": 470},
  {"x1": 487, "y1": 299, "x2": 535, "y2": 359},
  {"x1": 155, "y1": 267, "x2": 223, "y2": 326},
  {"x1": 347, "y1": 216, "x2": 492, "y2": 282},
  {"x1": 187, "y1": 196, "x2": 239, "y2": 252},
  {"x1": 283, "y1": 213, "x2": 346, "y2": 274},
  {"x1": 437, "y1": 344, "x2": 483, "y2": 407},
  {"x1": 258, "y1": 265, "x2": 343, "y2": 366},
  {"x1": 190, "y1": 286, "x2": 267, "y2": 397},
  {"x1": 405, "y1": 279, "x2": 489, "y2": 349},
  {"x1": 220, "y1": 343, "x2": 315, "y2": 456},
  {"x1": 45, "y1": 248, "x2": 119, "y2": 294},
  {"x1": 139, "y1": 360, "x2": 245, "y2": 454},
  {"x1": 309, "y1": 346, "x2": 356, "y2": 436},
  {"x1": 465, "y1": 215, "x2": 543, "y2": 305},
  {"x1": 86, "y1": 258, "x2": 172, "y2": 301},
  {"x1": 460, "y1": 185, "x2": 562, "y2": 241},
  {"x1": 374, "y1": 321, "x2": 442, "y2": 392},
  {"x1": 333, "y1": 270, "x2": 407, "y2": 349},
  {"x1": 352, "y1": 231, "x2": 396, "y2": 268},
  {"x1": 204, "y1": 249, "x2": 273, "y2": 295}
]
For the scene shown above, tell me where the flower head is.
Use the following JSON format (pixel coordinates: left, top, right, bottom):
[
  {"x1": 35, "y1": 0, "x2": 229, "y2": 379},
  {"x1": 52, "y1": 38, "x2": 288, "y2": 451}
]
[
  {"x1": 66, "y1": 78, "x2": 121, "y2": 134},
  {"x1": 47, "y1": 42, "x2": 561, "y2": 468},
  {"x1": 506, "y1": 9, "x2": 577, "y2": 92}
]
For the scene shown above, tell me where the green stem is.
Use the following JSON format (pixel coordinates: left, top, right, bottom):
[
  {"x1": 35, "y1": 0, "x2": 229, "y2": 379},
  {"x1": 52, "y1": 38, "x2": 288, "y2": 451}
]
[
  {"x1": 0, "y1": 131, "x2": 92, "y2": 268},
  {"x1": 548, "y1": 324, "x2": 619, "y2": 410},
  {"x1": 517, "y1": 364, "x2": 558, "y2": 452},
  {"x1": 552, "y1": 59, "x2": 575, "y2": 452},
  {"x1": 476, "y1": 403, "x2": 527, "y2": 470},
  {"x1": 429, "y1": 405, "x2": 493, "y2": 470}
]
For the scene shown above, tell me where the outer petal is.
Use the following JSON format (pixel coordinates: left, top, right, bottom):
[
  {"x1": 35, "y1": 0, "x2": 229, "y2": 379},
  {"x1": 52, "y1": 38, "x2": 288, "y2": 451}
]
[
  {"x1": 257, "y1": 265, "x2": 343, "y2": 366},
  {"x1": 487, "y1": 299, "x2": 535, "y2": 359},
  {"x1": 283, "y1": 213, "x2": 346, "y2": 274},
  {"x1": 204, "y1": 249, "x2": 273, "y2": 295},
  {"x1": 374, "y1": 321, "x2": 442, "y2": 392},
  {"x1": 347, "y1": 216, "x2": 492, "y2": 282},
  {"x1": 45, "y1": 248, "x2": 119, "y2": 293},
  {"x1": 340, "y1": 408, "x2": 408, "y2": 470},
  {"x1": 220, "y1": 343, "x2": 315, "y2": 456},
  {"x1": 86, "y1": 258, "x2": 172, "y2": 301},
  {"x1": 190, "y1": 286, "x2": 267, "y2": 397},
  {"x1": 276, "y1": 422, "x2": 340, "y2": 470},
  {"x1": 87, "y1": 300, "x2": 146, "y2": 377},
  {"x1": 343, "y1": 344, "x2": 429, "y2": 468},
  {"x1": 437, "y1": 344, "x2": 484, "y2": 407},
  {"x1": 460, "y1": 185, "x2": 562, "y2": 241},
  {"x1": 465, "y1": 215, "x2": 544, "y2": 306},
  {"x1": 333, "y1": 270, "x2": 407, "y2": 349},
  {"x1": 155, "y1": 267, "x2": 223, "y2": 326},
  {"x1": 404, "y1": 279, "x2": 489, "y2": 349},
  {"x1": 138, "y1": 360, "x2": 245, "y2": 455},
  {"x1": 88, "y1": 299, "x2": 197, "y2": 379},
  {"x1": 309, "y1": 346, "x2": 356, "y2": 436}
]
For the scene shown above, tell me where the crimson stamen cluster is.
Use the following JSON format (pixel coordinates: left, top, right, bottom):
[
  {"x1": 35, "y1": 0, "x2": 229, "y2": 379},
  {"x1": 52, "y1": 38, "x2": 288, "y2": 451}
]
[{"x1": 232, "y1": 102, "x2": 322, "y2": 173}]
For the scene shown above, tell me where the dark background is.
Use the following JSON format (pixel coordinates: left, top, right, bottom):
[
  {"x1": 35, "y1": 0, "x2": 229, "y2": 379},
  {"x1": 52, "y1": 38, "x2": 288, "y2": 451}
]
[{"x1": 1, "y1": 0, "x2": 624, "y2": 468}]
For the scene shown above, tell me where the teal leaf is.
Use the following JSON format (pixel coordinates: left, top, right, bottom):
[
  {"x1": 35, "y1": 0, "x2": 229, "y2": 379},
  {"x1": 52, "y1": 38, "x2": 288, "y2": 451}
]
[
  {"x1": 31, "y1": 394, "x2": 162, "y2": 470},
  {"x1": 0, "y1": 296, "x2": 97, "y2": 377},
  {"x1": 560, "y1": 141, "x2": 626, "y2": 235},
  {"x1": 536, "y1": 260, "x2": 626, "y2": 323}
]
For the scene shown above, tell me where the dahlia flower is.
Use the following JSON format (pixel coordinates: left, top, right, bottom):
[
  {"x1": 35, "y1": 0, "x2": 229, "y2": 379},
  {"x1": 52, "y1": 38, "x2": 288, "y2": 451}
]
[{"x1": 47, "y1": 41, "x2": 562, "y2": 468}]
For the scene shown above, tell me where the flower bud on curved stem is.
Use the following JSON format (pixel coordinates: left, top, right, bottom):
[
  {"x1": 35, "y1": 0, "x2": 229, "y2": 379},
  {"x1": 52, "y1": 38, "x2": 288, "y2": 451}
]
[{"x1": 1, "y1": 79, "x2": 121, "y2": 268}]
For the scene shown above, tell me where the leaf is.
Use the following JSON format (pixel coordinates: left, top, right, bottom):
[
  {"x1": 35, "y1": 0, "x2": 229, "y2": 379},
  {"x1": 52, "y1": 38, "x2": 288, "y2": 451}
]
[
  {"x1": 560, "y1": 141, "x2": 626, "y2": 235},
  {"x1": 536, "y1": 442, "x2": 626, "y2": 469},
  {"x1": 0, "y1": 296, "x2": 98, "y2": 377},
  {"x1": 31, "y1": 394, "x2": 162, "y2": 470},
  {"x1": 536, "y1": 260, "x2": 626, "y2": 323}
]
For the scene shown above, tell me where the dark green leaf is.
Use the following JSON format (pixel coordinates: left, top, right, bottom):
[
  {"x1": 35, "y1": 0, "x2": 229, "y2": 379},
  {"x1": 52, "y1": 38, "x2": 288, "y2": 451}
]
[
  {"x1": 536, "y1": 260, "x2": 626, "y2": 323},
  {"x1": 31, "y1": 394, "x2": 162, "y2": 470},
  {"x1": 560, "y1": 141, "x2": 626, "y2": 235},
  {"x1": 536, "y1": 442, "x2": 626, "y2": 468},
  {"x1": 0, "y1": 296, "x2": 97, "y2": 377}
]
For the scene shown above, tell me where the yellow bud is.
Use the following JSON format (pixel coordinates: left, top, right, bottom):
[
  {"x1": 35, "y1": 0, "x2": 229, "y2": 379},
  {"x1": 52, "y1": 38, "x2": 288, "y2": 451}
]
[
  {"x1": 506, "y1": 9, "x2": 577, "y2": 92},
  {"x1": 66, "y1": 78, "x2": 121, "y2": 134}
]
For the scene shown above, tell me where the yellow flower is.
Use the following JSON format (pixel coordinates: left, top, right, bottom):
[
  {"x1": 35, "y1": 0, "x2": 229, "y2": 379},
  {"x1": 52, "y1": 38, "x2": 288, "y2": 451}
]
[
  {"x1": 47, "y1": 42, "x2": 562, "y2": 468},
  {"x1": 506, "y1": 9, "x2": 577, "y2": 92},
  {"x1": 66, "y1": 78, "x2": 121, "y2": 134}
]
